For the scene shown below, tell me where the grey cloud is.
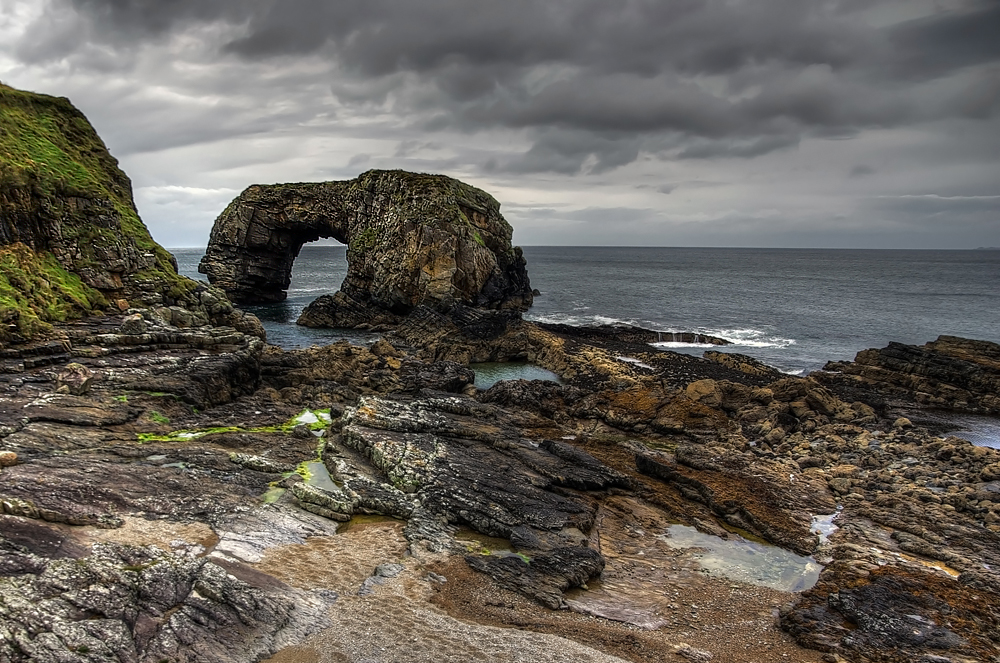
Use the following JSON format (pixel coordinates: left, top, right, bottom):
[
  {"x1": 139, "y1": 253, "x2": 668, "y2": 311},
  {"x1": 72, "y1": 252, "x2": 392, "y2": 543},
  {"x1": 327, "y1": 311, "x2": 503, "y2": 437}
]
[
  {"x1": 887, "y1": 2, "x2": 1000, "y2": 79},
  {"x1": 850, "y1": 165, "x2": 876, "y2": 177},
  {"x1": 346, "y1": 153, "x2": 370, "y2": 168},
  {"x1": 676, "y1": 135, "x2": 800, "y2": 160},
  {"x1": 9, "y1": 0, "x2": 1000, "y2": 180},
  {"x1": 498, "y1": 129, "x2": 643, "y2": 175}
]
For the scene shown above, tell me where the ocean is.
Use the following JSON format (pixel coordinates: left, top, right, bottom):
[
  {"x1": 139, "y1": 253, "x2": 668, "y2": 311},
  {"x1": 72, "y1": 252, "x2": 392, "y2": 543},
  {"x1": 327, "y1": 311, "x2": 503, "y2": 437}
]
[{"x1": 171, "y1": 245, "x2": 1000, "y2": 376}]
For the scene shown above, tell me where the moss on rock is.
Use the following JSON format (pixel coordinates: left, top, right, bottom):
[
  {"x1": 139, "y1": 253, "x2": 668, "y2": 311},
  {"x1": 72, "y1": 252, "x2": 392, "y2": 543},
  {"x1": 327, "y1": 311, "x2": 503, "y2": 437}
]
[{"x1": 0, "y1": 83, "x2": 209, "y2": 344}]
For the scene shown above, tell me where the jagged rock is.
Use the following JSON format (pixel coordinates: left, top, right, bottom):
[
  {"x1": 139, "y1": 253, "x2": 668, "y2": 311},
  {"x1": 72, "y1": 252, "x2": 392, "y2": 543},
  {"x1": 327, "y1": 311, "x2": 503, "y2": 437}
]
[
  {"x1": 0, "y1": 543, "x2": 331, "y2": 663},
  {"x1": 291, "y1": 482, "x2": 354, "y2": 521},
  {"x1": 342, "y1": 476, "x2": 416, "y2": 519},
  {"x1": 339, "y1": 394, "x2": 623, "y2": 603},
  {"x1": 118, "y1": 312, "x2": 147, "y2": 334},
  {"x1": 465, "y1": 546, "x2": 605, "y2": 609},
  {"x1": 704, "y1": 350, "x2": 783, "y2": 379},
  {"x1": 398, "y1": 358, "x2": 475, "y2": 393},
  {"x1": 537, "y1": 323, "x2": 730, "y2": 347},
  {"x1": 199, "y1": 171, "x2": 534, "y2": 327},
  {"x1": 54, "y1": 362, "x2": 95, "y2": 394},
  {"x1": 782, "y1": 564, "x2": 997, "y2": 663},
  {"x1": 817, "y1": 335, "x2": 1000, "y2": 415},
  {"x1": 674, "y1": 644, "x2": 714, "y2": 662},
  {"x1": 229, "y1": 453, "x2": 295, "y2": 474},
  {"x1": 370, "y1": 338, "x2": 401, "y2": 357}
]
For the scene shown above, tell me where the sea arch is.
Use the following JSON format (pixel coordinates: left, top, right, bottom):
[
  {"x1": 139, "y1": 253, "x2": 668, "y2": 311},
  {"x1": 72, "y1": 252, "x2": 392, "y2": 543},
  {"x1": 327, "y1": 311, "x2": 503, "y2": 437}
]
[{"x1": 198, "y1": 170, "x2": 533, "y2": 325}]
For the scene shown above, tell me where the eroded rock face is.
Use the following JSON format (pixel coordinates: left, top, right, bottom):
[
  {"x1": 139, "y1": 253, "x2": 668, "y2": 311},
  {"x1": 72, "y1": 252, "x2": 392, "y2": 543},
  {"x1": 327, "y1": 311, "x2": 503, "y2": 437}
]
[
  {"x1": 4, "y1": 307, "x2": 1000, "y2": 662},
  {"x1": 198, "y1": 170, "x2": 533, "y2": 325},
  {"x1": 817, "y1": 335, "x2": 1000, "y2": 415}
]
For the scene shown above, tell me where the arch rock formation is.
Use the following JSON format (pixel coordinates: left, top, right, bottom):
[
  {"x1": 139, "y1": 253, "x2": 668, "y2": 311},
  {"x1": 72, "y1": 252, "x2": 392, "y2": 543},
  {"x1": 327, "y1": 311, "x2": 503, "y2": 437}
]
[{"x1": 199, "y1": 170, "x2": 533, "y2": 329}]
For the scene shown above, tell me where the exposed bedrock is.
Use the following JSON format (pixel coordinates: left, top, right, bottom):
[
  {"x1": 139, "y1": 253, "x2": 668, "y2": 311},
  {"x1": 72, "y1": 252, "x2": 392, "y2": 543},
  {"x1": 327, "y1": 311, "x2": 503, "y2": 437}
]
[
  {"x1": 816, "y1": 335, "x2": 1000, "y2": 415},
  {"x1": 199, "y1": 170, "x2": 534, "y2": 325}
]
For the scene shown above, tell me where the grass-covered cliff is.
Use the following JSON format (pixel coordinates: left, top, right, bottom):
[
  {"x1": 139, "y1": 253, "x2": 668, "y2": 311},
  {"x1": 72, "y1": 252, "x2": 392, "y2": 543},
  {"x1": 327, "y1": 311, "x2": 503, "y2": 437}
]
[{"x1": 0, "y1": 83, "x2": 194, "y2": 344}]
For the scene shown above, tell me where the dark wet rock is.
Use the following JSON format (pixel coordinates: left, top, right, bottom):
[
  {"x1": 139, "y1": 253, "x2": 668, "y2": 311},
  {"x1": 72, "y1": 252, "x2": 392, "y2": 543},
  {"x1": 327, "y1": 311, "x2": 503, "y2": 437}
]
[
  {"x1": 199, "y1": 171, "x2": 533, "y2": 322},
  {"x1": 339, "y1": 394, "x2": 623, "y2": 603},
  {"x1": 783, "y1": 565, "x2": 997, "y2": 663},
  {"x1": 298, "y1": 291, "x2": 406, "y2": 330},
  {"x1": 817, "y1": 335, "x2": 1000, "y2": 415},
  {"x1": 537, "y1": 323, "x2": 730, "y2": 347},
  {"x1": 398, "y1": 358, "x2": 475, "y2": 394},
  {"x1": 387, "y1": 304, "x2": 532, "y2": 364},
  {"x1": 479, "y1": 380, "x2": 584, "y2": 418},
  {"x1": 466, "y1": 546, "x2": 605, "y2": 609},
  {"x1": 3, "y1": 289, "x2": 1000, "y2": 663},
  {"x1": 21, "y1": 393, "x2": 138, "y2": 426},
  {"x1": 0, "y1": 543, "x2": 330, "y2": 663}
]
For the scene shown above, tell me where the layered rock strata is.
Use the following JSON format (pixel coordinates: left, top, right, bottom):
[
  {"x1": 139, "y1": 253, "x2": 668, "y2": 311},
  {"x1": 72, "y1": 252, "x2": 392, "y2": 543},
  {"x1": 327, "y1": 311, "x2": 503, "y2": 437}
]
[
  {"x1": 818, "y1": 334, "x2": 1000, "y2": 415},
  {"x1": 199, "y1": 170, "x2": 534, "y2": 328}
]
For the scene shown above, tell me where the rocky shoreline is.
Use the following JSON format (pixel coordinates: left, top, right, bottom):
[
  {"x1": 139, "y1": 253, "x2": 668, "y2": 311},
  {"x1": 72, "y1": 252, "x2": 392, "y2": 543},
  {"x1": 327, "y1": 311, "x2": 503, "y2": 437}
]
[
  {"x1": 2, "y1": 82, "x2": 999, "y2": 663},
  {"x1": 1, "y1": 309, "x2": 998, "y2": 663}
]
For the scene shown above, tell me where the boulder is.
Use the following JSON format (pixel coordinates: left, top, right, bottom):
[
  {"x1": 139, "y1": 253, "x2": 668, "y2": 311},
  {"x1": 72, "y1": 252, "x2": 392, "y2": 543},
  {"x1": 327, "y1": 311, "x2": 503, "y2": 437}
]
[{"x1": 54, "y1": 362, "x2": 95, "y2": 395}]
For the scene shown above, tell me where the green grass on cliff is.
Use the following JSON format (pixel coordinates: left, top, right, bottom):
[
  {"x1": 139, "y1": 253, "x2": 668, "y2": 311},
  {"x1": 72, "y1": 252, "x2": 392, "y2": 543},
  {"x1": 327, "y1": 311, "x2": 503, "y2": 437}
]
[
  {"x1": 0, "y1": 242, "x2": 107, "y2": 344},
  {"x1": 0, "y1": 83, "x2": 179, "y2": 265},
  {"x1": 0, "y1": 83, "x2": 191, "y2": 341},
  {"x1": 1, "y1": 84, "x2": 126, "y2": 200}
]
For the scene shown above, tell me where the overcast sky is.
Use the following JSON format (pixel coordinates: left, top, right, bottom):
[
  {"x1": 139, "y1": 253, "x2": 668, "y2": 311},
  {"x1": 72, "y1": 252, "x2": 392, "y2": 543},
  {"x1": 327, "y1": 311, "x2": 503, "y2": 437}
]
[{"x1": 1, "y1": 0, "x2": 998, "y2": 248}]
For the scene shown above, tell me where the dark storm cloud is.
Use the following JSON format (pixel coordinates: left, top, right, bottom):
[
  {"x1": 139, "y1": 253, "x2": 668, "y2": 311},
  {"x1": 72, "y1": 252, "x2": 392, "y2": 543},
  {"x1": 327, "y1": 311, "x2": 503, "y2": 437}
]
[
  {"x1": 13, "y1": 0, "x2": 1000, "y2": 175},
  {"x1": 887, "y1": 2, "x2": 1000, "y2": 79}
]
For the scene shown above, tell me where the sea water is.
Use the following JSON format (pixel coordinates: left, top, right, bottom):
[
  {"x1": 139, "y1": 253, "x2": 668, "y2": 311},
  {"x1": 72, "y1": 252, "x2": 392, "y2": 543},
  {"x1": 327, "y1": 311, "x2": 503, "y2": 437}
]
[{"x1": 172, "y1": 246, "x2": 1000, "y2": 376}]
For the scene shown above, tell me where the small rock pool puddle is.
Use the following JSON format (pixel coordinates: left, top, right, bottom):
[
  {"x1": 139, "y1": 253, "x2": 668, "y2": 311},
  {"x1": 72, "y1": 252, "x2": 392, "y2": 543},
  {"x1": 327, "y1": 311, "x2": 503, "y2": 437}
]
[
  {"x1": 565, "y1": 522, "x2": 825, "y2": 629},
  {"x1": 454, "y1": 528, "x2": 529, "y2": 562},
  {"x1": 470, "y1": 362, "x2": 562, "y2": 390},
  {"x1": 659, "y1": 525, "x2": 822, "y2": 593},
  {"x1": 302, "y1": 460, "x2": 338, "y2": 493}
]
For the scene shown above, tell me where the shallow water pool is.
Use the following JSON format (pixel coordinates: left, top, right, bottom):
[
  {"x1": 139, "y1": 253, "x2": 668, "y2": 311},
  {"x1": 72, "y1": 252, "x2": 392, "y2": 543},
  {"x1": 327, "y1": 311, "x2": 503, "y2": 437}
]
[
  {"x1": 471, "y1": 362, "x2": 562, "y2": 390},
  {"x1": 660, "y1": 524, "x2": 821, "y2": 592}
]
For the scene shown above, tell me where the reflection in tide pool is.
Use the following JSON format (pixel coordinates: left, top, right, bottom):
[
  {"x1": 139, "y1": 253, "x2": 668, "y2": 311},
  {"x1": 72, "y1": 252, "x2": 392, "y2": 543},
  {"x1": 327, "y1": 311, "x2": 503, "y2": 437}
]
[
  {"x1": 661, "y1": 525, "x2": 821, "y2": 592},
  {"x1": 303, "y1": 461, "x2": 339, "y2": 493},
  {"x1": 471, "y1": 362, "x2": 562, "y2": 390}
]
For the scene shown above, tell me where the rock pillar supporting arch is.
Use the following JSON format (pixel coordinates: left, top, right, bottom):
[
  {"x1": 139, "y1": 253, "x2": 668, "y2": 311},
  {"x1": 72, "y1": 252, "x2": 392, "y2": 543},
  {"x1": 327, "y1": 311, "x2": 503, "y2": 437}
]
[{"x1": 199, "y1": 170, "x2": 533, "y2": 326}]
